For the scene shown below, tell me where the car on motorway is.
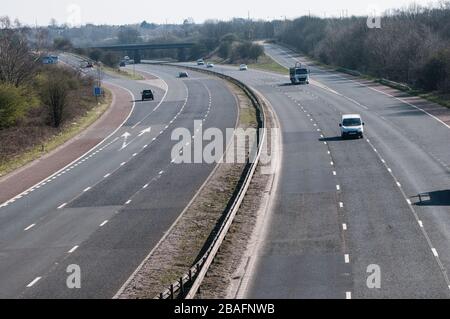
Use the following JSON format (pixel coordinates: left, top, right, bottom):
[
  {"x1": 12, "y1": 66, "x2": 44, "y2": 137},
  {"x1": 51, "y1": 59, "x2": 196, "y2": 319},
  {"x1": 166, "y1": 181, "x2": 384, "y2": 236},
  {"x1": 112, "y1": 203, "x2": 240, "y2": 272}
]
[
  {"x1": 197, "y1": 59, "x2": 205, "y2": 65},
  {"x1": 239, "y1": 64, "x2": 248, "y2": 71},
  {"x1": 178, "y1": 71, "x2": 189, "y2": 78},
  {"x1": 339, "y1": 114, "x2": 364, "y2": 138},
  {"x1": 141, "y1": 89, "x2": 154, "y2": 101},
  {"x1": 206, "y1": 62, "x2": 214, "y2": 68},
  {"x1": 86, "y1": 61, "x2": 94, "y2": 68},
  {"x1": 119, "y1": 61, "x2": 126, "y2": 67}
]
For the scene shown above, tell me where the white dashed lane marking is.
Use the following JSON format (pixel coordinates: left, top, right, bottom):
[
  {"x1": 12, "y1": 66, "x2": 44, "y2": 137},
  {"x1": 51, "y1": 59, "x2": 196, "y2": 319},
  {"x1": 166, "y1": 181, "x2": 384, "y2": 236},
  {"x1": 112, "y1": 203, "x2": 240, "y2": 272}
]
[
  {"x1": 68, "y1": 245, "x2": 79, "y2": 253},
  {"x1": 24, "y1": 224, "x2": 36, "y2": 231},
  {"x1": 26, "y1": 277, "x2": 41, "y2": 288}
]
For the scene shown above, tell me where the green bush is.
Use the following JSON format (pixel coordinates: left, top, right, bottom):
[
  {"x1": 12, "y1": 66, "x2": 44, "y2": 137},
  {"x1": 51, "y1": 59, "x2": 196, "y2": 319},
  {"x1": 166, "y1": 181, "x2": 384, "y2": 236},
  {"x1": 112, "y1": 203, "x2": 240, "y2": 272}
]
[{"x1": 0, "y1": 84, "x2": 33, "y2": 129}]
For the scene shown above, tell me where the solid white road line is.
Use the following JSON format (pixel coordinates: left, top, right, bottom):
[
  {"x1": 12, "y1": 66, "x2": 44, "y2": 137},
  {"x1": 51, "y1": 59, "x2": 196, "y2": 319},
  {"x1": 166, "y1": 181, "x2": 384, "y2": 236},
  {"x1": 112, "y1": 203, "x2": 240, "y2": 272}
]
[
  {"x1": 57, "y1": 203, "x2": 67, "y2": 209},
  {"x1": 104, "y1": 173, "x2": 111, "y2": 178},
  {"x1": 26, "y1": 277, "x2": 42, "y2": 288},
  {"x1": 83, "y1": 187, "x2": 91, "y2": 192}
]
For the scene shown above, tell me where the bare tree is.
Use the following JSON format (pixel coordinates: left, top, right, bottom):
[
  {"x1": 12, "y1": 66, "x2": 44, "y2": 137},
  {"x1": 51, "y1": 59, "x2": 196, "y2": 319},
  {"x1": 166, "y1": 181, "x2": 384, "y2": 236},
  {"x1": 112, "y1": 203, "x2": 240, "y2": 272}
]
[
  {"x1": 0, "y1": 16, "x2": 40, "y2": 87},
  {"x1": 40, "y1": 69, "x2": 70, "y2": 128}
]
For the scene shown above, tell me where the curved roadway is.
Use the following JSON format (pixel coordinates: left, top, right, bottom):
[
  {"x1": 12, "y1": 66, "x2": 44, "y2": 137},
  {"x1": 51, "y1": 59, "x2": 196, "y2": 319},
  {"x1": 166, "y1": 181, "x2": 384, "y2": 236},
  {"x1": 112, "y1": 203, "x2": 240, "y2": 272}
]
[
  {"x1": 176, "y1": 43, "x2": 450, "y2": 298},
  {"x1": 0, "y1": 57, "x2": 238, "y2": 298}
]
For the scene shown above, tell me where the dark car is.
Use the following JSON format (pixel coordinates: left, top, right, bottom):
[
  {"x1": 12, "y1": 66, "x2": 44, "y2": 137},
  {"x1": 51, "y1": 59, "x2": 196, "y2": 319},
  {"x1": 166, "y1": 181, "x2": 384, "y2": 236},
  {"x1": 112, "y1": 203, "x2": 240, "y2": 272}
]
[
  {"x1": 179, "y1": 72, "x2": 189, "y2": 78},
  {"x1": 141, "y1": 89, "x2": 154, "y2": 101},
  {"x1": 119, "y1": 61, "x2": 126, "y2": 67},
  {"x1": 86, "y1": 62, "x2": 94, "y2": 68}
]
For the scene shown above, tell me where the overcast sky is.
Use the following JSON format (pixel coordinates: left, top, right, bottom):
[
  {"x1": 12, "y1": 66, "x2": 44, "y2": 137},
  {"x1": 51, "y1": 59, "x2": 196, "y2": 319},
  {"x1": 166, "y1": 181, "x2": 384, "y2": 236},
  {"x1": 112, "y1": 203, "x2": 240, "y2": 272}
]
[{"x1": 2, "y1": 0, "x2": 434, "y2": 26}]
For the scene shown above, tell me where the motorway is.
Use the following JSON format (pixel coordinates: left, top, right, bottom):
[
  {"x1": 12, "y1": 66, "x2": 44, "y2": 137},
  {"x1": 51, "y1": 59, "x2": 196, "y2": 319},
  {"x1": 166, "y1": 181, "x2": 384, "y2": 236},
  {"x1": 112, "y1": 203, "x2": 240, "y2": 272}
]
[
  {"x1": 0, "y1": 56, "x2": 238, "y2": 298},
  {"x1": 176, "y1": 43, "x2": 450, "y2": 298}
]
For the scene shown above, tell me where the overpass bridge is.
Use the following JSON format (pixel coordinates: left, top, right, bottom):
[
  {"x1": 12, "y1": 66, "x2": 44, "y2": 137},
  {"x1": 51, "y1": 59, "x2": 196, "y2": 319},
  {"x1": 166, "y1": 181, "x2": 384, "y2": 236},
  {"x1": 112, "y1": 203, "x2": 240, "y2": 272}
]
[{"x1": 86, "y1": 43, "x2": 195, "y2": 63}]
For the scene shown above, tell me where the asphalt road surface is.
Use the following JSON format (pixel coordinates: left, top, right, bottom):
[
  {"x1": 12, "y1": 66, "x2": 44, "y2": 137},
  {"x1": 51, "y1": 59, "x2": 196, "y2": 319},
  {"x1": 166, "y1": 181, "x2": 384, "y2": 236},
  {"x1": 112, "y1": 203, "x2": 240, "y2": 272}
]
[
  {"x1": 0, "y1": 57, "x2": 238, "y2": 298},
  {"x1": 178, "y1": 43, "x2": 450, "y2": 298}
]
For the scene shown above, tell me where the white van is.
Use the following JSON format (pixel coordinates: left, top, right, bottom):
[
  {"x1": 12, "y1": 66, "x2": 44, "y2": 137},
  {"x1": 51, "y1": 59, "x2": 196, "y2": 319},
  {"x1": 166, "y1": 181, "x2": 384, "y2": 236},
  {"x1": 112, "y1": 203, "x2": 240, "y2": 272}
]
[{"x1": 339, "y1": 114, "x2": 365, "y2": 138}]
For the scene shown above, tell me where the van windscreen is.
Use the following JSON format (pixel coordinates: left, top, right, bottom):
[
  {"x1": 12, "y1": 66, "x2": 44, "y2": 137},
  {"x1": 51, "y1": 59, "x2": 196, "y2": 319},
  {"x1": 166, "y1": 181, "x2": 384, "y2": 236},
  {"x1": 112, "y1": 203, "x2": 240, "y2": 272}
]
[{"x1": 343, "y1": 118, "x2": 361, "y2": 126}]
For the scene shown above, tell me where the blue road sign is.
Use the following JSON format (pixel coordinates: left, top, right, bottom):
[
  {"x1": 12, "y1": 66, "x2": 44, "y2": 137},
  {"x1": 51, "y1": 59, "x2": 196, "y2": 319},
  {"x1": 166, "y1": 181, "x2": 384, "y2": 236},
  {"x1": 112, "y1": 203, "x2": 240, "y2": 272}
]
[{"x1": 93, "y1": 87, "x2": 102, "y2": 96}]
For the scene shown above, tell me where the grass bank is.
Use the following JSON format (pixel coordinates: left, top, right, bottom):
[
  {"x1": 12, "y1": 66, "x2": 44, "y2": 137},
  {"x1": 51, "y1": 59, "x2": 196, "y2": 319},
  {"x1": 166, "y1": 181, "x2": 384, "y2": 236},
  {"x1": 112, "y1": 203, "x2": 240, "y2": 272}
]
[
  {"x1": 0, "y1": 89, "x2": 112, "y2": 177},
  {"x1": 102, "y1": 66, "x2": 145, "y2": 81}
]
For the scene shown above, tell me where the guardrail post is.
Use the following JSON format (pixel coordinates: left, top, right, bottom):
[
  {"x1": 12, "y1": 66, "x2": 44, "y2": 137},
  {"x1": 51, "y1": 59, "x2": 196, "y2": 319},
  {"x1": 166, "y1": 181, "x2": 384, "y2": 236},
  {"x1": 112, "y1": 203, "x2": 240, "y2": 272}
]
[
  {"x1": 180, "y1": 277, "x2": 184, "y2": 294},
  {"x1": 170, "y1": 284, "x2": 174, "y2": 300},
  {"x1": 189, "y1": 269, "x2": 192, "y2": 282}
]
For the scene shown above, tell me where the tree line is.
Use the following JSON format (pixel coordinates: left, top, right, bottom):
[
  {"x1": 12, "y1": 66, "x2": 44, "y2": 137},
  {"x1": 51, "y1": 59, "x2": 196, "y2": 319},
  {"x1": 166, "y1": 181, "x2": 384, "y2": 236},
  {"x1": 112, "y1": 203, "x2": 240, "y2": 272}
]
[{"x1": 278, "y1": 2, "x2": 450, "y2": 93}]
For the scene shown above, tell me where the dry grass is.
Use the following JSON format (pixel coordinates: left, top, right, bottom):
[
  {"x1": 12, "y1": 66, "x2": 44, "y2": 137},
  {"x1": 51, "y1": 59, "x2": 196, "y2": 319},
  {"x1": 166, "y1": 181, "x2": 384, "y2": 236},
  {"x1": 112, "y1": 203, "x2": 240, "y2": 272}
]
[
  {"x1": 248, "y1": 54, "x2": 287, "y2": 75},
  {"x1": 0, "y1": 88, "x2": 112, "y2": 178},
  {"x1": 102, "y1": 66, "x2": 145, "y2": 81}
]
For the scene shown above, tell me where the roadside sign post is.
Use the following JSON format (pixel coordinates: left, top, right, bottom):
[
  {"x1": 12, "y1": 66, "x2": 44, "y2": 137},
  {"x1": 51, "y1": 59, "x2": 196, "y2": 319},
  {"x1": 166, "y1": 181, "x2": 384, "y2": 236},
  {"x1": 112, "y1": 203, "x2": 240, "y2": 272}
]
[{"x1": 93, "y1": 86, "x2": 102, "y2": 103}]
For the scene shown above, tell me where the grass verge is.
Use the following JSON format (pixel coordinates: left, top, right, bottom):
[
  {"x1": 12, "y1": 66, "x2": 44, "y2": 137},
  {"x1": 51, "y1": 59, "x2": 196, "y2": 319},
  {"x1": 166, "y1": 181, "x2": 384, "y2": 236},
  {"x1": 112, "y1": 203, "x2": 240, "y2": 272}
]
[
  {"x1": 0, "y1": 89, "x2": 112, "y2": 177},
  {"x1": 248, "y1": 54, "x2": 287, "y2": 75},
  {"x1": 102, "y1": 66, "x2": 145, "y2": 81}
]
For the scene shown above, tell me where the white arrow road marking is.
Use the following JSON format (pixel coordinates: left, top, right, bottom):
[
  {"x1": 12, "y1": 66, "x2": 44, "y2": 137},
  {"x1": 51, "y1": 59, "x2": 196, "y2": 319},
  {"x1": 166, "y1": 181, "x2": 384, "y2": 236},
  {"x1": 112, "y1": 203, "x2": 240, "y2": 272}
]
[
  {"x1": 138, "y1": 127, "x2": 151, "y2": 137},
  {"x1": 121, "y1": 127, "x2": 152, "y2": 150},
  {"x1": 121, "y1": 132, "x2": 131, "y2": 149}
]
